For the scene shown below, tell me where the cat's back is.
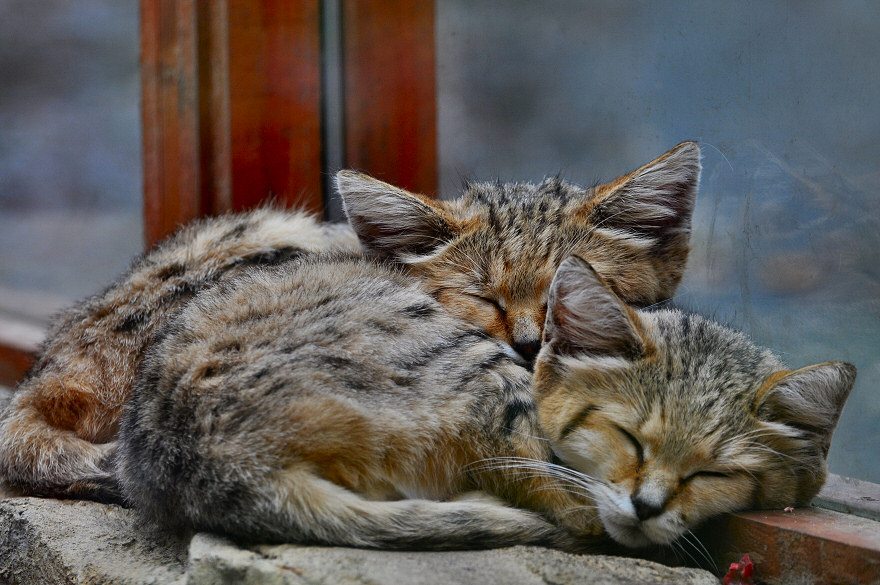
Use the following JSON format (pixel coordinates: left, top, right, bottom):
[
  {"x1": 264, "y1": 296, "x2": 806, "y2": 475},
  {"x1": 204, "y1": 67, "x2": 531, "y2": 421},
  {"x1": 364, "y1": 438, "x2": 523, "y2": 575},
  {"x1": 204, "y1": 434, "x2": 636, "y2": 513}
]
[
  {"x1": 27, "y1": 208, "x2": 358, "y2": 398},
  {"x1": 140, "y1": 253, "x2": 515, "y2": 407},
  {"x1": 121, "y1": 254, "x2": 531, "y2": 517},
  {"x1": 48, "y1": 209, "x2": 358, "y2": 353}
]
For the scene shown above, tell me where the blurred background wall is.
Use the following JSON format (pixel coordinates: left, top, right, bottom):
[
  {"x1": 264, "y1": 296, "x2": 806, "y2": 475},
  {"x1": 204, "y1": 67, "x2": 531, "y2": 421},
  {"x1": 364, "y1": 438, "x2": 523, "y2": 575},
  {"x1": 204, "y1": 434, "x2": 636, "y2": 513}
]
[{"x1": 0, "y1": 0, "x2": 141, "y2": 317}]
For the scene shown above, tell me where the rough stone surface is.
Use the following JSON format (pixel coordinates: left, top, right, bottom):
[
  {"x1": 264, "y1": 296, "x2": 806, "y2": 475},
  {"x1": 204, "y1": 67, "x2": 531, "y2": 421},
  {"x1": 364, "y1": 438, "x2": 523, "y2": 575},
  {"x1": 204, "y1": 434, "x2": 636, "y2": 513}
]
[
  {"x1": 187, "y1": 534, "x2": 719, "y2": 585},
  {"x1": 0, "y1": 498, "x2": 188, "y2": 585},
  {"x1": 0, "y1": 496, "x2": 719, "y2": 585}
]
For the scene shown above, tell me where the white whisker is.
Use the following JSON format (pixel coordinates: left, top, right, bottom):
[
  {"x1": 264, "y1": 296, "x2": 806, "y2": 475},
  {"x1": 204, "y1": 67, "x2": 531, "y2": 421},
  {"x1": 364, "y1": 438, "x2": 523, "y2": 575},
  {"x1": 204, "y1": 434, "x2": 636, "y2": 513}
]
[
  {"x1": 672, "y1": 536, "x2": 704, "y2": 570},
  {"x1": 681, "y1": 530, "x2": 717, "y2": 572}
]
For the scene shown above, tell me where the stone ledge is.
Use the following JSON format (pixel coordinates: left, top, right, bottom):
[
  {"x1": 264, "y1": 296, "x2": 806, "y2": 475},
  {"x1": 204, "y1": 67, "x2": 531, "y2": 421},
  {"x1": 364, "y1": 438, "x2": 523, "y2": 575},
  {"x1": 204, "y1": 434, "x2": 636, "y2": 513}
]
[
  {"x1": 0, "y1": 497, "x2": 188, "y2": 585},
  {"x1": 189, "y1": 534, "x2": 719, "y2": 585},
  {"x1": 0, "y1": 497, "x2": 719, "y2": 585}
]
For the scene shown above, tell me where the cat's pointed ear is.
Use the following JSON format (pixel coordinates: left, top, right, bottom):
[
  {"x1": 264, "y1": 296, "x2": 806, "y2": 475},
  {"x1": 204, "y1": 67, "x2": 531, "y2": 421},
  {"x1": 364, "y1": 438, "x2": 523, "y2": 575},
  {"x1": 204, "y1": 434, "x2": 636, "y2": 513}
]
[
  {"x1": 755, "y1": 362, "x2": 856, "y2": 454},
  {"x1": 581, "y1": 141, "x2": 700, "y2": 305},
  {"x1": 336, "y1": 171, "x2": 459, "y2": 261},
  {"x1": 544, "y1": 255, "x2": 644, "y2": 359}
]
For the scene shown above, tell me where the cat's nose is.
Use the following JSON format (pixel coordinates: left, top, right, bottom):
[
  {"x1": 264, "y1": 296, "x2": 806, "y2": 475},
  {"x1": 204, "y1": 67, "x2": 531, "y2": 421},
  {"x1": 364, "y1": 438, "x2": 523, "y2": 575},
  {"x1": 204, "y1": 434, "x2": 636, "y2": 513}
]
[
  {"x1": 512, "y1": 340, "x2": 541, "y2": 365},
  {"x1": 631, "y1": 495, "x2": 664, "y2": 521}
]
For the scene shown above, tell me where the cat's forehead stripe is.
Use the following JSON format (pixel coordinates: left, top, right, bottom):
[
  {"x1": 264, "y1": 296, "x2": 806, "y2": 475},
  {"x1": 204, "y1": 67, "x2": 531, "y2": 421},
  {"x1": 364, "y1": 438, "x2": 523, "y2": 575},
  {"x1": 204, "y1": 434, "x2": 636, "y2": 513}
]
[
  {"x1": 446, "y1": 180, "x2": 597, "y2": 302},
  {"x1": 461, "y1": 180, "x2": 586, "y2": 219}
]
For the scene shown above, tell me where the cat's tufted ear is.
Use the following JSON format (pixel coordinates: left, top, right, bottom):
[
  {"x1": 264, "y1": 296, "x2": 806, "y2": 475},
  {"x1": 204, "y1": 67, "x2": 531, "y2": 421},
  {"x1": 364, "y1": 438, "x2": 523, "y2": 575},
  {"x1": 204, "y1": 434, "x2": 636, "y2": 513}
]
[
  {"x1": 336, "y1": 171, "x2": 459, "y2": 262},
  {"x1": 755, "y1": 362, "x2": 856, "y2": 455},
  {"x1": 581, "y1": 141, "x2": 700, "y2": 305},
  {"x1": 544, "y1": 255, "x2": 644, "y2": 359}
]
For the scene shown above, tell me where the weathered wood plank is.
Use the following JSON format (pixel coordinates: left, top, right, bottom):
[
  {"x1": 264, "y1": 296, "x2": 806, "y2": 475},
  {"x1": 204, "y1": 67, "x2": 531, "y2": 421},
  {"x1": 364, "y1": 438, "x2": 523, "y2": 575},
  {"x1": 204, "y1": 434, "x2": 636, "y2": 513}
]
[
  {"x1": 697, "y1": 507, "x2": 880, "y2": 584},
  {"x1": 227, "y1": 0, "x2": 324, "y2": 214},
  {"x1": 141, "y1": 0, "x2": 324, "y2": 247},
  {"x1": 141, "y1": 0, "x2": 205, "y2": 247},
  {"x1": 0, "y1": 316, "x2": 42, "y2": 387}
]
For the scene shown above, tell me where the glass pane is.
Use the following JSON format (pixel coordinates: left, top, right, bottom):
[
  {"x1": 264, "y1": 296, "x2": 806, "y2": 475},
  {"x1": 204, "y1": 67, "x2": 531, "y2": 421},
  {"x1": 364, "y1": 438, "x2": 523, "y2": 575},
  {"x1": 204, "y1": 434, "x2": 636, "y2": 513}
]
[
  {"x1": 438, "y1": 1, "x2": 880, "y2": 482},
  {"x1": 0, "y1": 0, "x2": 142, "y2": 322}
]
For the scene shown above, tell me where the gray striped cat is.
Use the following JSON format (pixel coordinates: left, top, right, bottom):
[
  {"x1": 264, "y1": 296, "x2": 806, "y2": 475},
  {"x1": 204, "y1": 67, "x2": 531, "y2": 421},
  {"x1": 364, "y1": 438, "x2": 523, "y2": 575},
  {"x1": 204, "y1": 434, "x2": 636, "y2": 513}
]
[
  {"x1": 0, "y1": 209, "x2": 360, "y2": 501},
  {"x1": 0, "y1": 142, "x2": 700, "y2": 503},
  {"x1": 117, "y1": 253, "x2": 854, "y2": 550}
]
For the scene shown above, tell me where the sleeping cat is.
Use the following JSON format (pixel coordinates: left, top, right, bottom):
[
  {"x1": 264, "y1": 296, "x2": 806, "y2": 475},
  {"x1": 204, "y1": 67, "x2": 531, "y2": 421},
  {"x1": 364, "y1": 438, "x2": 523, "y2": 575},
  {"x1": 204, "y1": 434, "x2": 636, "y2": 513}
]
[
  {"x1": 117, "y1": 253, "x2": 854, "y2": 550},
  {"x1": 340, "y1": 141, "x2": 699, "y2": 361},
  {"x1": 0, "y1": 210, "x2": 360, "y2": 501},
  {"x1": 0, "y1": 142, "x2": 700, "y2": 502}
]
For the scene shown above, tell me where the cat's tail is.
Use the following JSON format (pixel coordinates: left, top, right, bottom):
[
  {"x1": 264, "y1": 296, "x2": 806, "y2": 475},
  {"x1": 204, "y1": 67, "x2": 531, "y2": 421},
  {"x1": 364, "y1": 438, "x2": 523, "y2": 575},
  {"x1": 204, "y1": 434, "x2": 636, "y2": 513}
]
[
  {"x1": 251, "y1": 468, "x2": 579, "y2": 550},
  {"x1": 120, "y1": 459, "x2": 578, "y2": 551},
  {"x1": 0, "y1": 390, "x2": 120, "y2": 502}
]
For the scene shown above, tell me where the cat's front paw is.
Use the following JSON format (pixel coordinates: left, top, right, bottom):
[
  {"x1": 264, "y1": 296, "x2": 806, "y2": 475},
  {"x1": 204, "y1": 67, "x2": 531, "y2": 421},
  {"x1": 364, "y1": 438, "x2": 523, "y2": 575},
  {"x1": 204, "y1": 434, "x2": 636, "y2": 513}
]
[{"x1": 559, "y1": 510, "x2": 605, "y2": 540}]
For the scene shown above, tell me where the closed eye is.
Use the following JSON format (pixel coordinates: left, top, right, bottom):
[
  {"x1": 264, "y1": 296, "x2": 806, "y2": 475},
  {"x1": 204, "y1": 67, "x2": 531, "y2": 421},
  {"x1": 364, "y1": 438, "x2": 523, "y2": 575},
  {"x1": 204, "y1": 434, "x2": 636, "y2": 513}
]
[
  {"x1": 468, "y1": 293, "x2": 505, "y2": 313},
  {"x1": 616, "y1": 426, "x2": 644, "y2": 465},
  {"x1": 683, "y1": 470, "x2": 732, "y2": 483},
  {"x1": 559, "y1": 404, "x2": 598, "y2": 439}
]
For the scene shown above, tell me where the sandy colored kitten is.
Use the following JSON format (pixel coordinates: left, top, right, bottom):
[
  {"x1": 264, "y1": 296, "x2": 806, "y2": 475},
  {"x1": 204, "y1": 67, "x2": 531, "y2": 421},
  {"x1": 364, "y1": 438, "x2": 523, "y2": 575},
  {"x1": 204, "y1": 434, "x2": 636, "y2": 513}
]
[
  {"x1": 116, "y1": 253, "x2": 853, "y2": 550},
  {"x1": 0, "y1": 210, "x2": 359, "y2": 500},
  {"x1": 338, "y1": 141, "x2": 700, "y2": 363},
  {"x1": 0, "y1": 143, "x2": 700, "y2": 502}
]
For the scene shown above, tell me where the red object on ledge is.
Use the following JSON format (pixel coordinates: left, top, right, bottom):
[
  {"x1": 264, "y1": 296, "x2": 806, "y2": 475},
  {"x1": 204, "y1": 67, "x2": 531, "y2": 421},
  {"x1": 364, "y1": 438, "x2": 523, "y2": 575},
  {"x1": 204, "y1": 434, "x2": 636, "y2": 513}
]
[{"x1": 722, "y1": 553, "x2": 755, "y2": 585}]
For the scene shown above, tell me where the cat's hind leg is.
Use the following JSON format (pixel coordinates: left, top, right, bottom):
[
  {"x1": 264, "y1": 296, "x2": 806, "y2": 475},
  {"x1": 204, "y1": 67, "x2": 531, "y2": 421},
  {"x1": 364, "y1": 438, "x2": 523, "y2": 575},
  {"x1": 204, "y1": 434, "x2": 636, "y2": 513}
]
[
  {"x1": 121, "y1": 459, "x2": 578, "y2": 551},
  {"x1": 267, "y1": 468, "x2": 577, "y2": 550}
]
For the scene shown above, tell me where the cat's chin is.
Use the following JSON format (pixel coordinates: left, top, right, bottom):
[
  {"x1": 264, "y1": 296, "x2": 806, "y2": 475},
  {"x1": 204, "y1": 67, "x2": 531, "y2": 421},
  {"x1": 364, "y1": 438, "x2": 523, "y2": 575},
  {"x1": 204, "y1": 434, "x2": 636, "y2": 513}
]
[
  {"x1": 595, "y1": 489, "x2": 684, "y2": 548},
  {"x1": 602, "y1": 516, "x2": 683, "y2": 548},
  {"x1": 596, "y1": 497, "x2": 653, "y2": 548},
  {"x1": 602, "y1": 521, "x2": 654, "y2": 548}
]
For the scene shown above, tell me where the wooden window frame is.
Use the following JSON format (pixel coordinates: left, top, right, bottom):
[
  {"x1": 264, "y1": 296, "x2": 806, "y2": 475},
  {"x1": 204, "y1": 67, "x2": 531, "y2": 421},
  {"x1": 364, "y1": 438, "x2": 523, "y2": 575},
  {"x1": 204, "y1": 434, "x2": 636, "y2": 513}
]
[
  {"x1": 140, "y1": 0, "x2": 437, "y2": 247},
  {"x1": 1, "y1": 2, "x2": 878, "y2": 583},
  {"x1": 0, "y1": 316, "x2": 40, "y2": 388}
]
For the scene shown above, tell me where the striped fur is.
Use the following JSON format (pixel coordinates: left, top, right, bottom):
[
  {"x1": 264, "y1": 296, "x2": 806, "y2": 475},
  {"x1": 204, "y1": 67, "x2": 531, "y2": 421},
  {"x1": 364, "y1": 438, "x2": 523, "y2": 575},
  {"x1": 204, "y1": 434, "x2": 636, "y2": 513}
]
[
  {"x1": 1, "y1": 143, "x2": 699, "y2": 502},
  {"x1": 338, "y1": 141, "x2": 700, "y2": 363},
  {"x1": 537, "y1": 256, "x2": 855, "y2": 547},
  {"x1": 0, "y1": 209, "x2": 359, "y2": 501},
  {"x1": 116, "y1": 254, "x2": 853, "y2": 550},
  {"x1": 117, "y1": 255, "x2": 600, "y2": 551}
]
